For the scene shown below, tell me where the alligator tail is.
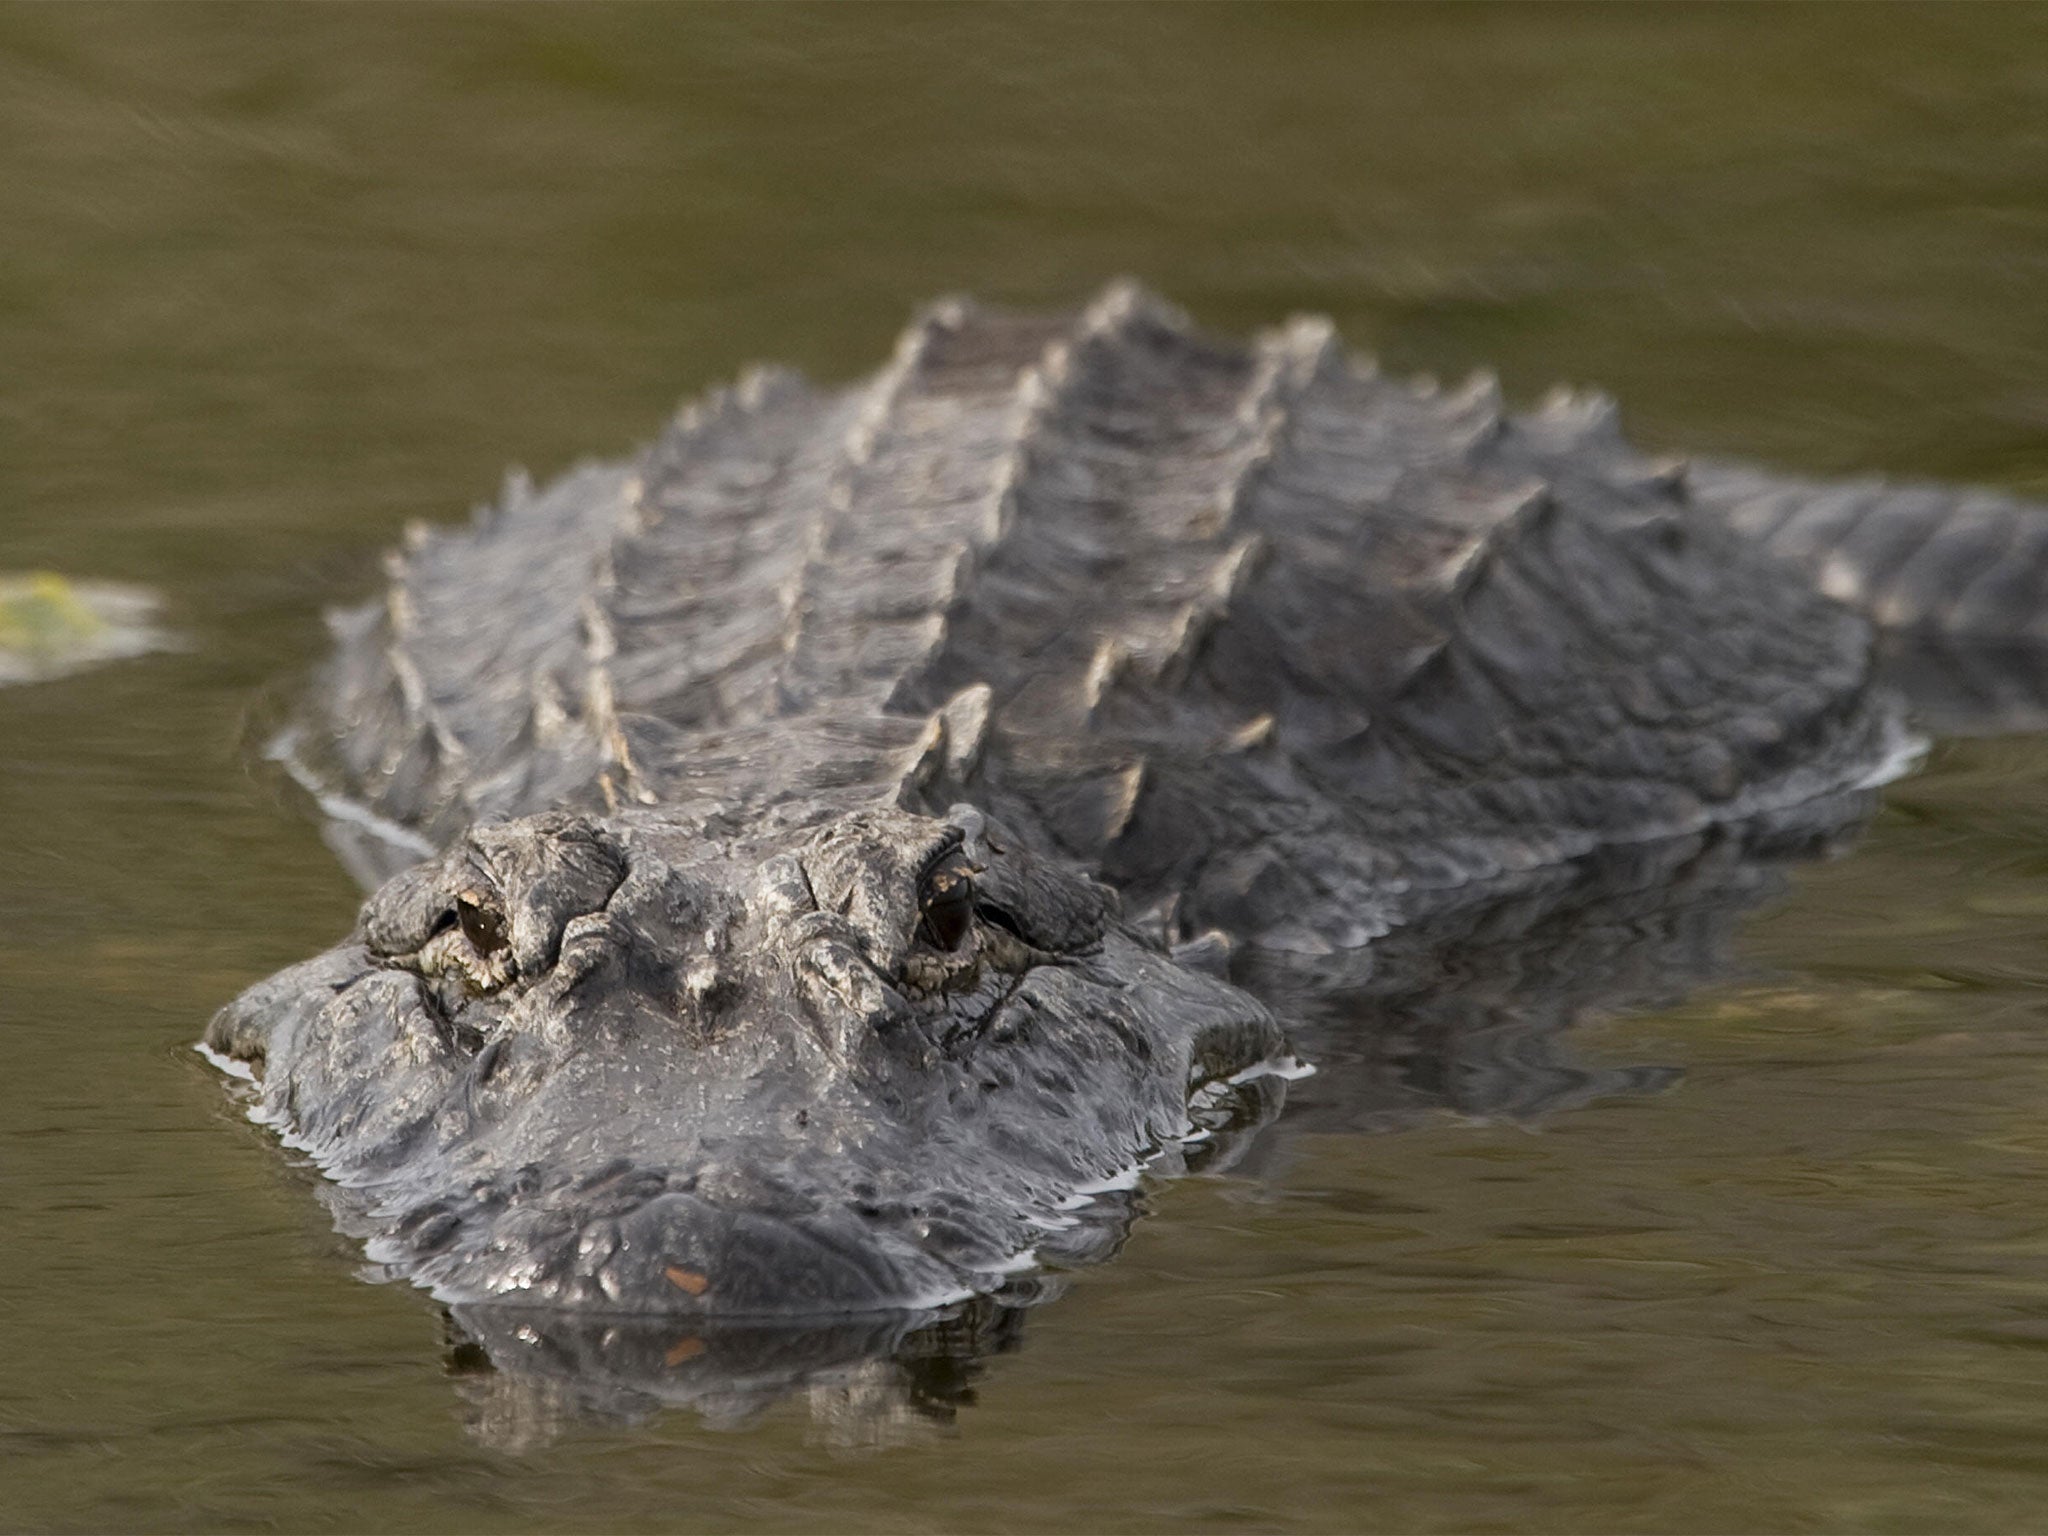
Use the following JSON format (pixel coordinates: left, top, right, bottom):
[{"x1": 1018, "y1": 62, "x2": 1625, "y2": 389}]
[{"x1": 1688, "y1": 460, "x2": 2048, "y2": 735}]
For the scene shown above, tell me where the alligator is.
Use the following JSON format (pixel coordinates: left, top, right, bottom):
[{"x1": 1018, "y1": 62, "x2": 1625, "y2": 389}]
[{"x1": 206, "y1": 282, "x2": 2048, "y2": 1354}]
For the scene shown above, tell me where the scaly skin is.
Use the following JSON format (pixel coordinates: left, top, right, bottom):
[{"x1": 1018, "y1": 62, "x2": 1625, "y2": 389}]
[{"x1": 208, "y1": 283, "x2": 2046, "y2": 1325}]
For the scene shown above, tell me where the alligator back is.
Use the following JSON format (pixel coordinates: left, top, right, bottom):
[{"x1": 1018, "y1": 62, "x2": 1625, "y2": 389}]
[{"x1": 304, "y1": 283, "x2": 1915, "y2": 953}]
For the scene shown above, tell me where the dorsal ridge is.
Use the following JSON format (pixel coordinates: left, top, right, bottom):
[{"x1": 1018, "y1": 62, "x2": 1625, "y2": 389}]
[
  {"x1": 770, "y1": 298, "x2": 1085, "y2": 722},
  {"x1": 1209, "y1": 316, "x2": 1343, "y2": 539}
]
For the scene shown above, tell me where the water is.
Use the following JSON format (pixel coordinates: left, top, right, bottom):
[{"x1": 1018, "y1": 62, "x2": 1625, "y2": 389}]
[{"x1": 5, "y1": 5, "x2": 2048, "y2": 1529}]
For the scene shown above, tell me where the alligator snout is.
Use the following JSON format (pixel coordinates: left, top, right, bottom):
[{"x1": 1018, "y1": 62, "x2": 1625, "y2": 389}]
[{"x1": 207, "y1": 796, "x2": 1293, "y2": 1317}]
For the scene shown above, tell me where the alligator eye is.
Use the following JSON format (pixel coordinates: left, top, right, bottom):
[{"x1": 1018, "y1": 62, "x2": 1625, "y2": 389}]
[
  {"x1": 455, "y1": 891, "x2": 509, "y2": 958},
  {"x1": 917, "y1": 863, "x2": 974, "y2": 952}
]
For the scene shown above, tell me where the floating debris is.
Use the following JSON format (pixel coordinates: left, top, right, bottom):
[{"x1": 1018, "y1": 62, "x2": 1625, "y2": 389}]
[{"x1": 0, "y1": 571, "x2": 170, "y2": 686}]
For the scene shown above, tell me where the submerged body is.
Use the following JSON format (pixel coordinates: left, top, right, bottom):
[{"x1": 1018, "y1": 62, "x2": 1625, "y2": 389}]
[{"x1": 208, "y1": 283, "x2": 2048, "y2": 1320}]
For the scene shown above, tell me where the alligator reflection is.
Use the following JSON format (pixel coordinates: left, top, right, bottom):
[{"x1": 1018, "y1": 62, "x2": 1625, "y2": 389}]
[
  {"x1": 443, "y1": 1293, "x2": 1039, "y2": 1451},
  {"x1": 434, "y1": 787, "x2": 1876, "y2": 1449},
  {"x1": 1241, "y1": 788, "x2": 1875, "y2": 1146}
]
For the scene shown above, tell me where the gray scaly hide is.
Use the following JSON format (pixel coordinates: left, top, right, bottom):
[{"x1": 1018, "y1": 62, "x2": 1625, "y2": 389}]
[{"x1": 214, "y1": 284, "x2": 2046, "y2": 1349}]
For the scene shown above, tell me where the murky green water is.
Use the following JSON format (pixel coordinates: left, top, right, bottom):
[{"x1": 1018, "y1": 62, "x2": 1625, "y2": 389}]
[{"x1": 7, "y1": 5, "x2": 2048, "y2": 1530}]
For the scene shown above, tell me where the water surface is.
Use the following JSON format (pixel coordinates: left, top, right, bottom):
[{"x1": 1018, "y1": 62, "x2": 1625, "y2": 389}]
[{"x1": 6, "y1": 6, "x2": 2048, "y2": 1530}]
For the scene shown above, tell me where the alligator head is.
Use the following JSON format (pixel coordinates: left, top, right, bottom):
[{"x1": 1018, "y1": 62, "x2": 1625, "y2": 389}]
[{"x1": 207, "y1": 801, "x2": 1290, "y2": 1317}]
